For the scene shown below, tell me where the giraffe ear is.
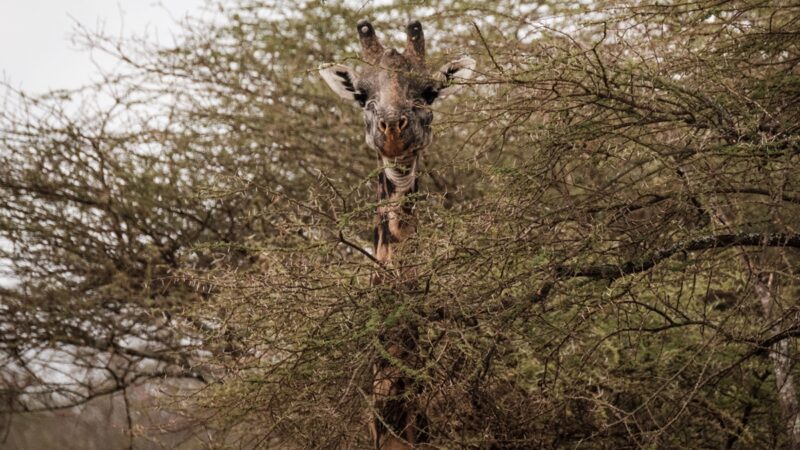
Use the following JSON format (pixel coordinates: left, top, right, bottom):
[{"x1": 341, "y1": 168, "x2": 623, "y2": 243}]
[
  {"x1": 432, "y1": 57, "x2": 476, "y2": 100},
  {"x1": 319, "y1": 64, "x2": 367, "y2": 105}
]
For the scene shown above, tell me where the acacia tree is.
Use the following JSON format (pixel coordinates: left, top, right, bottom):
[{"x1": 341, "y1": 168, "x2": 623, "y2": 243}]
[{"x1": 2, "y1": 0, "x2": 800, "y2": 448}]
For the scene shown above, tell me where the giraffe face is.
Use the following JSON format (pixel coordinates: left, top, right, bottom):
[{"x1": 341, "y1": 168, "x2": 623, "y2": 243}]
[
  {"x1": 358, "y1": 49, "x2": 436, "y2": 161},
  {"x1": 320, "y1": 21, "x2": 475, "y2": 162}
]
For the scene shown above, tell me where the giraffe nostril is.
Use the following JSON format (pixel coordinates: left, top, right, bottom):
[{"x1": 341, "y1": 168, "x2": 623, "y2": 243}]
[
  {"x1": 378, "y1": 120, "x2": 388, "y2": 133},
  {"x1": 398, "y1": 115, "x2": 408, "y2": 131}
]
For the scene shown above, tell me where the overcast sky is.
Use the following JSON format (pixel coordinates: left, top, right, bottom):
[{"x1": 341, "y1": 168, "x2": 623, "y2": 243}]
[{"x1": 0, "y1": 0, "x2": 208, "y2": 93}]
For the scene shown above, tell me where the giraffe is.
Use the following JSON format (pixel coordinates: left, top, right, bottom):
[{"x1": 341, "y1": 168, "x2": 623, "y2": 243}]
[{"x1": 320, "y1": 19, "x2": 474, "y2": 449}]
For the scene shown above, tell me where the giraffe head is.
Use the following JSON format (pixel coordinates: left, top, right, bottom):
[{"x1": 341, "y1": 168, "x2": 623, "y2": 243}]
[{"x1": 321, "y1": 20, "x2": 475, "y2": 165}]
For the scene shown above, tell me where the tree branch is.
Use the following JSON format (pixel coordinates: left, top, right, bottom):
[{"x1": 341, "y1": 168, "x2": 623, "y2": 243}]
[{"x1": 554, "y1": 232, "x2": 800, "y2": 280}]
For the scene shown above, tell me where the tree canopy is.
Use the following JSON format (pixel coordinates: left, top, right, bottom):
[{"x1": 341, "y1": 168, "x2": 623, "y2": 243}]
[{"x1": 2, "y1": 0, "x2": 800, "y2": 448}]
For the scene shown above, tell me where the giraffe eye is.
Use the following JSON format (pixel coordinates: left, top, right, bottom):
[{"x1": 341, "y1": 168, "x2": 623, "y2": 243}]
[
  {"x1": 420, "y1": 86, "x2": 439, "y2": 105},
  {"x1": 354, "y1": 89, "x2": 369, "y2": 107}
]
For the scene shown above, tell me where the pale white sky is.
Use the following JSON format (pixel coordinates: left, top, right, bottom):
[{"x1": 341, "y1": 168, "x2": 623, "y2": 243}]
[{"x1": 0, "y1": 0, "x2": 208, "y2": 93}]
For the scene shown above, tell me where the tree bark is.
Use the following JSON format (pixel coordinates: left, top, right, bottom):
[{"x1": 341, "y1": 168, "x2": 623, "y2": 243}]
[
  {"x1": 676, "y1": 163, "x2": 800, "y2": 448},
  {"x1": 751, "y1": 273, "x2": 800, "y2": 448}
]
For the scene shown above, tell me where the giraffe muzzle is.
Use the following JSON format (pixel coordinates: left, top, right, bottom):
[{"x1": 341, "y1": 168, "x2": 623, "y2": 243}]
[{"x1": 378, "y1": 115, "x2": 409, "y2": 134}]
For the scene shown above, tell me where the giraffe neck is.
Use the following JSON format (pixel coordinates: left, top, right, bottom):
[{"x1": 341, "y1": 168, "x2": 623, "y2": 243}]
[
  {"x1": 373, "y1": 156, "x2": 418, "y2": 266},
  {"x1": 370, "y1": 155, "x2": 424, "y2": 449}
]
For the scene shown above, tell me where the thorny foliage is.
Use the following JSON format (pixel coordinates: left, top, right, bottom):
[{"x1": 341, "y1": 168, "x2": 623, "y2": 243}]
[{"x1": 2, "y1": 0, "x2": 800, "y2": 448}]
